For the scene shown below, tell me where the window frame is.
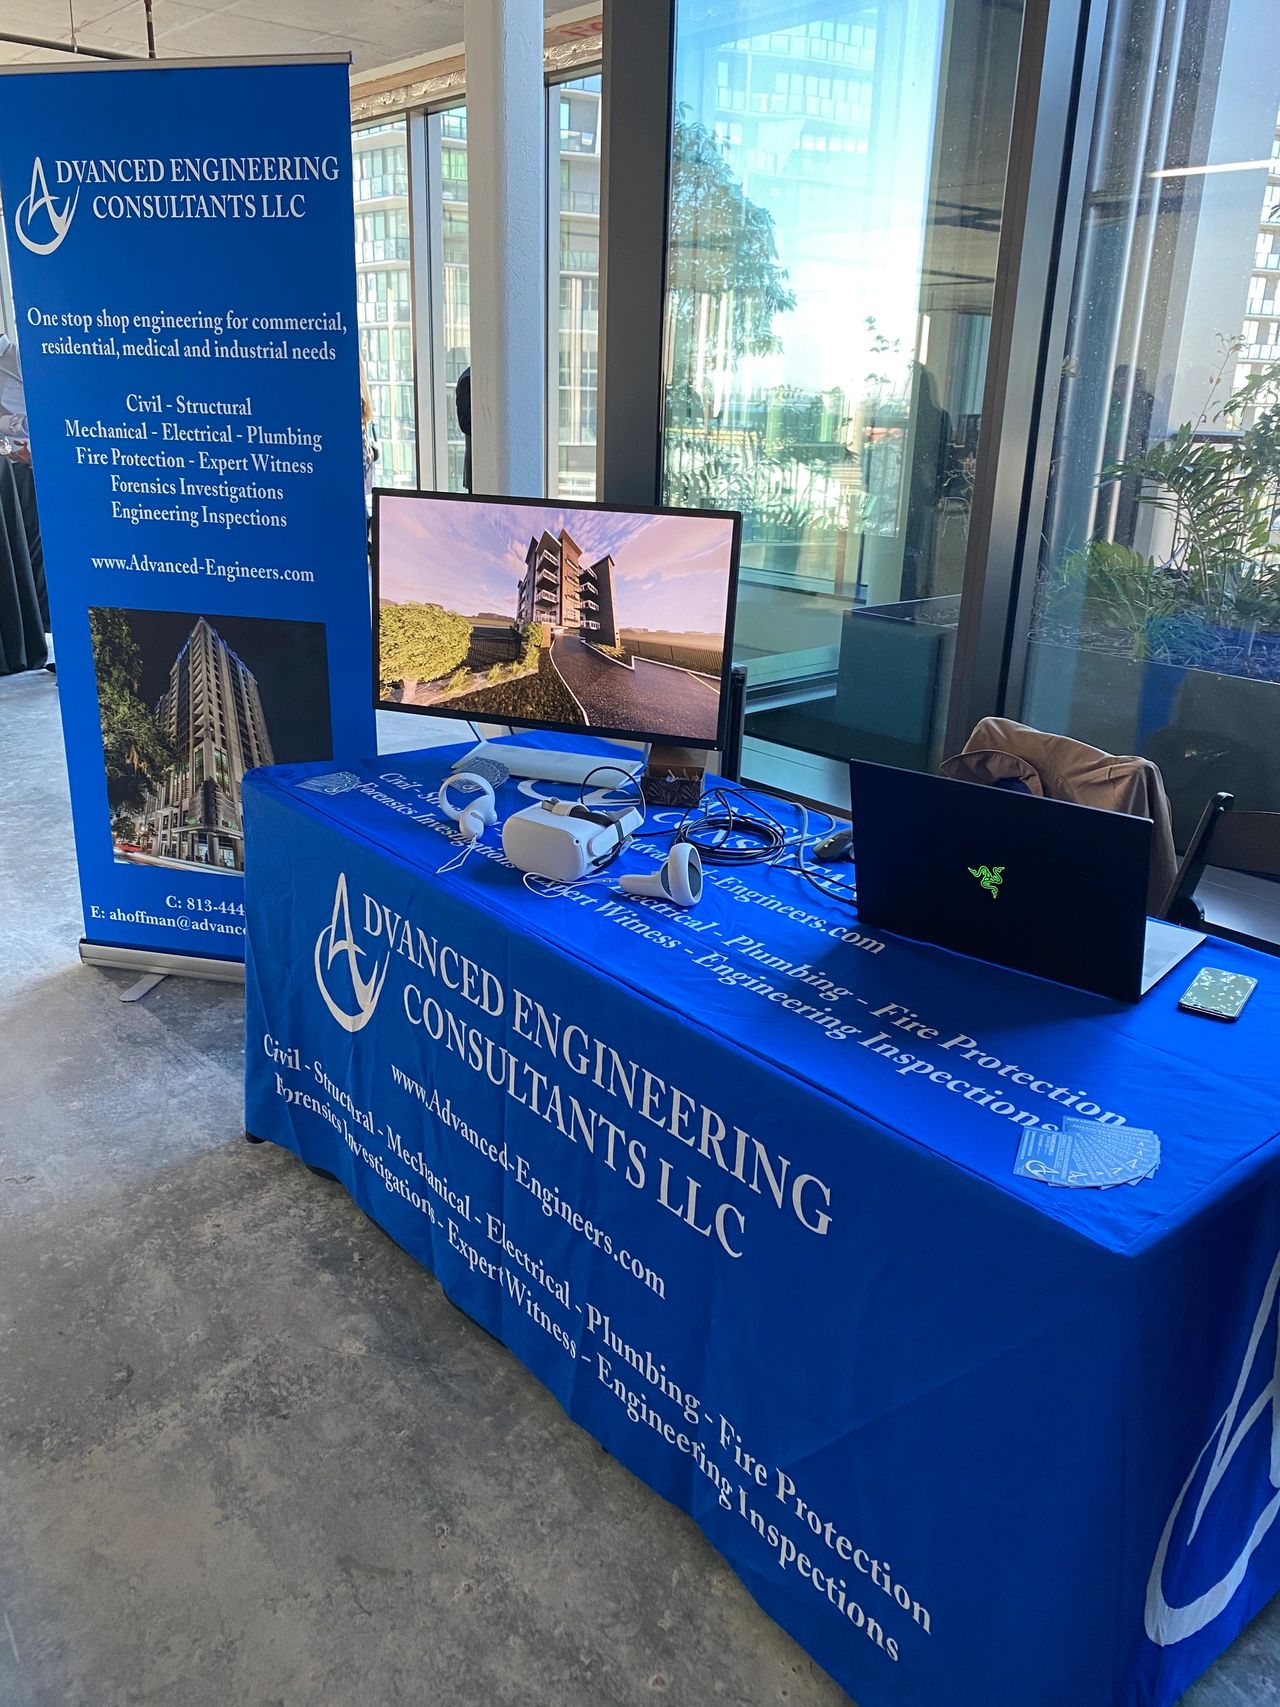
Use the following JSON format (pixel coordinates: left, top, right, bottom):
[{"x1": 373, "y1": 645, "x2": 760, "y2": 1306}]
[
  {"x1": 356, "y1": 60, "x2": 603, "y2": 496},
  {"x1": 351, "y1": 115, "x2": 420, "y2": 492},
  {"x1": 593, "y1": 0, "x2": 1115, "y2": 805},
  {"x1": 943, "y1": 0, "x2": 1105, "y2": 753},
  {"x1": 545, "y1": 69, "x2": 605, "y2": 499}
]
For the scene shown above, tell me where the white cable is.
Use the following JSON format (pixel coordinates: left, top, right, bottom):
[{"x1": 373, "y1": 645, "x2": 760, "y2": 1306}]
[
  {"x1": 437, "y1": 840, "x2": 477, "y2": 877},
  {"x1": 521, "y1": 870, "x2": 618, "y2": 899}
]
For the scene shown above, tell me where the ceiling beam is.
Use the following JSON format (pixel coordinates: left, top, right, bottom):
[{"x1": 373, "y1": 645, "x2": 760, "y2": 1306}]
[{"x1": 0, "y1": 29, "x2": 139, "y2": 61}]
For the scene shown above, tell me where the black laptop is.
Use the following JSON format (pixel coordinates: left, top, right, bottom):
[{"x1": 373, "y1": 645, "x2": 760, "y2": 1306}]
[{"x1": 848, "y1": 760, "x2": 1200, "y2": 1001}]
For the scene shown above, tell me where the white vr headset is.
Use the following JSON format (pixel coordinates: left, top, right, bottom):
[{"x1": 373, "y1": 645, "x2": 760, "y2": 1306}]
[
  {"x1": 446, "y1": 777, "x2": 704, "y2": 908},
  {"x1": 503, "y1": 798, "x2": 643, "y2": 884}
]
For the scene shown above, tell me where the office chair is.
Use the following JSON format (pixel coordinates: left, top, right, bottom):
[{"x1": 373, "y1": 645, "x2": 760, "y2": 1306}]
[
  {"x1": 1163, "y1": 795, "x2": 1280, "y2": 953},
  {"x1": 942, "y1": 717, "x2": 1177, "y2": 913}
]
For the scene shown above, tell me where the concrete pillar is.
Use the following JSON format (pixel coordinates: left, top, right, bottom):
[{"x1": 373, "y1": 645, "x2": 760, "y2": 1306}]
[{"x1": 463, "y1": 0, "x2": 546, "y2": 497}]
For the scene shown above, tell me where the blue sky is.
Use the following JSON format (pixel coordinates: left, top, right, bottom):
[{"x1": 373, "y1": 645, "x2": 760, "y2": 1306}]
[{"x1": 378, "y1": 496, "x2": 735, "y2": 635}]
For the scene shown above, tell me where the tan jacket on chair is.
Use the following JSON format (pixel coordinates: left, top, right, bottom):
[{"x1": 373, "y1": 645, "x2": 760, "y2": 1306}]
[{"x1": 940, "y1": 717, "x2": 1178, "y2": 914}]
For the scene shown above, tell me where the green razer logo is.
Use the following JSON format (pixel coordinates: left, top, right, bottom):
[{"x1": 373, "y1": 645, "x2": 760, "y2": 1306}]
[{"x1": 968, "y1": 863, "x2": 1005, "y2": 899}]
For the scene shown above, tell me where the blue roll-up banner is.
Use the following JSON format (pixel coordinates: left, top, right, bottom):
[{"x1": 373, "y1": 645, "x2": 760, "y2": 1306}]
[{"x1": 0, "y1": 58, "x2": 374, "y2": 967}]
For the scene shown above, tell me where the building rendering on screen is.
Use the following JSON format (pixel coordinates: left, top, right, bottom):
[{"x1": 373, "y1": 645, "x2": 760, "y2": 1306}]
[
  {"x1": 516, "y1": 527, "x2": 617, "y2": 647},
  {"x1": 138, "y1": 618, "x2": 274, "y2": 871}
]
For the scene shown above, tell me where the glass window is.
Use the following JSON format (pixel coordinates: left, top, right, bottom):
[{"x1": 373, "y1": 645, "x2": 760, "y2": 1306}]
[
  {"x1": 554, "y1": 75, "x2": 603, "y2": 499},
  {"x1": 352, "y1": 137, "x2": 409, "y2": 204},
  {"x1": 442, "y1": 145, "x2": 469, "y2": 197},
  {"x1": 352, "y1": 118, "x2": 416, "y2": 490},
  {"x1": 0, "y1": 231, "x2": 13, "y2": 344},
  {"x1": 660, "y1": 0, "x2": 1024, "y2": 775},
  {"x1": 350, "y1": 90, "x2": 600, "y2": 498},
  {"x1": 355, "y1": 208, "x2": 412, "y2": 264},
  {"x1": 439, "y1": 104, "x2": 472, "y2": 494},
  {"x1": 1022, "y1": 5, "x2": 1280, "y2": 838}
]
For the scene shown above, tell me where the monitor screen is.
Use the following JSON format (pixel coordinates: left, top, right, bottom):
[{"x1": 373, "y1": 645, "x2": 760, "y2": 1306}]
[{"x1": 373, "y1": 490, "x2": 740, "y2": 749}]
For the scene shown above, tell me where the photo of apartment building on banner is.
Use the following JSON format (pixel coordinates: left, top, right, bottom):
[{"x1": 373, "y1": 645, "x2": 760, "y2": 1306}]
[{"x1": 90, "y1": 608, "x2": 333, "y2": 874}]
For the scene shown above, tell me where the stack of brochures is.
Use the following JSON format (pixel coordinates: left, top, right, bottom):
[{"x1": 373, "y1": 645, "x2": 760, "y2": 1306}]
[{"x1": 1014, "y1": 1120, "x2": 1161, "y2": 1188}]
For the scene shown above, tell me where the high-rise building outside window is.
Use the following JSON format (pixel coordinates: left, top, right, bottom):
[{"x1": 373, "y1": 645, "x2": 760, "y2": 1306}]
[
  {"x1": 1022, "y1": 0, "x2": 1280, "y2": 838},
  {"x1": 349, "y1": 82, "x2": 603, "y2": 500},
  {"x1": 659, "y1": 0, "x2": 1024, "y2": 779},
  {"x1": 352, "y1": 119, "x2": 416, "y2": 489},
  {"x1": 555, "y1": 75, "x2": 602, "y2": 499}
]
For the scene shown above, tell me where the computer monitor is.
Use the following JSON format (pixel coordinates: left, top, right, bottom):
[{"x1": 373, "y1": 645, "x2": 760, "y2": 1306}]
[{"x1": 372, "y1": 489, "x2": 741, "y2": 758}]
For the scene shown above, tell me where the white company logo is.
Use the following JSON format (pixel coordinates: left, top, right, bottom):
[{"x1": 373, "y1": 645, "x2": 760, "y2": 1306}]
[
  {"x1": 313, "y1": 873, "x2": 388, "y2": 1033},
  {"x1": 297, "y1": 770, "x2": 362, "y2": 796},
  {"x1": 14, "y1": 158, "x2": 79, "y2": 255},
  {"x1": 1146, "y1": 1248, "x2": 1280, "y2": 1645}
]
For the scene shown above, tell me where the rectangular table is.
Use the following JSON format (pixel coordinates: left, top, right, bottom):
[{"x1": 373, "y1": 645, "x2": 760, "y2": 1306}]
[{"x1": 243, "y1": 738, "x2": 1280, "y2": 1707}]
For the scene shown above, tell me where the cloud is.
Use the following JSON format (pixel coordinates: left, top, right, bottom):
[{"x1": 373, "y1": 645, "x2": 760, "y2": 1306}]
[{"x1": 377, "y1": 497, "x2": 735, "y2": 633}]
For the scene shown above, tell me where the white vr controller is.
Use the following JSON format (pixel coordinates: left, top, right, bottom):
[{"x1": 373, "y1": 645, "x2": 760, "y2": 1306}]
[
  {"x1": 619, "y1": 842, "x2": 703, "y2": 908},
  {"x1": 437, "y1": 771, "x2": 499, "y2": 843}
]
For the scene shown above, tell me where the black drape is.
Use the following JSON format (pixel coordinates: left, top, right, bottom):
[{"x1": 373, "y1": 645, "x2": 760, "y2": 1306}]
[{"x1": 0, "y1": 457, "x2": 48, "y2": 675}]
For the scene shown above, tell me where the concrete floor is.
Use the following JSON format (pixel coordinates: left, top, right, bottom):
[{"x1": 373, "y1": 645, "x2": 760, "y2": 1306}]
[{"x1": 0, "y1": 667, "x2": 1276, "y2": 1707}]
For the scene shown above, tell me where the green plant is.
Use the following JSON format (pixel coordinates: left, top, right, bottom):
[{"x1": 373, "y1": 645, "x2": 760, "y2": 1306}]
[
  {"x1": 1040, "y1": 540, "x2": 1184, "y2": 659},
  {"x1": 89, "y1": 608, "x2": 178, "y2": 813},
  {"x1": 862, "y1": 315, "x2": 908, "y2": 410},
  {"x1": 666, "y1": 107, "x2": 796, "y2": 376},
  {"x1": 446, "y1": 650, "x2": 586, "y2": 726},
  {"x1": 1039, "y1": 342, "x2": 1280, "y2": 674},
  {"x1": 754, "y1": 477, "x2": 840, "y2": 538},
  {"x1": 1100, "y1": 340, "x2": 1280, "y2": 627},
  {"x1": 379, "y1": 601, "x2": 471, "y2": 693}
]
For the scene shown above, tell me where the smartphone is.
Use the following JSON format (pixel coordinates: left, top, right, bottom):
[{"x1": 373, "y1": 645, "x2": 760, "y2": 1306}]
[{"x1": 1178, "y1": 967, "x2": 1258, "y2": 1021}]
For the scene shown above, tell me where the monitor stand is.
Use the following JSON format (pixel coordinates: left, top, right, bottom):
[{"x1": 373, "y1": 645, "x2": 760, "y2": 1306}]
[{"x1": 455, "y1": 738, "x2": 645, "y2": 788}]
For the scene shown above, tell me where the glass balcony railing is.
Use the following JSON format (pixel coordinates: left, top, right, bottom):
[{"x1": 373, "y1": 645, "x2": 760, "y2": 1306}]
[
  {"x1": 357, "y1": 238, "x2": 411, "y2": 263},
  {"x1": 355, "y1": 173, "x2": 408, "y2": 201},
  {"x1": 356, "y1": 300, "x2": 411, "y2": 326}
]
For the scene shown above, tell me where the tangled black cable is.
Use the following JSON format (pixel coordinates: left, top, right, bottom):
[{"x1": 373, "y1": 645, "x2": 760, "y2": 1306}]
[
  {"x1": 567, "y1": 769, "x2": 860, "y2": 908},
  {"x1": 680, "y1": 784, "x2": 859, "y2": 909},
  {"x1": 576, "y1": 761, "x2": 647, "y2": 814},
  {"x1": 558, "y1": 762, "x2": 648, "y2": 873},
  {"x1": 671, "y1": 785, "x2": 790, "y2": 865},
  {"x1": 792, "y1": 853, "x2": 858, "y2": 909}
]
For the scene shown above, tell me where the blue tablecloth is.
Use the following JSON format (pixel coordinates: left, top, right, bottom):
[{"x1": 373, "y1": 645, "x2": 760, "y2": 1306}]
[{"x1": 243, "y1": 737, "x2": 1280, "y2": 1707}]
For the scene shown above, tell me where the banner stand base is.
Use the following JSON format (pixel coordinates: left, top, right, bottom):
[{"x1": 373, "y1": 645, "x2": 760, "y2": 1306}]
[{"x1": 80, "y1": 940, "x2": 246, "y2": 986}]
